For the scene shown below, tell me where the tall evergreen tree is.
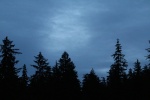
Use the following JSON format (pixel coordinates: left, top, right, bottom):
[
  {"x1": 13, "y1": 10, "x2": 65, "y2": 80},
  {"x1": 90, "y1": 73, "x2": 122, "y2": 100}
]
[
  {"x1": 0, "y1": 36, "x2": 21, "y2": 99},
  {"x1": 127, "y1": 68, "x2": 133, "y2": 89},
  {"x1": 127, "y1": 68, "x2": 133, "y2": 80},
  {"x1": 144, "y1": 40, "x2": 150, "y2": 85},
  {"x1": 20, "y1": 64, "x2": 28, "y2": 87},
  {"x1": 145, "y1": 40, "x2": 150, "y2": 64},
  {"x1": 132, "y1": 59, "x2": 142, "y2": 89},
  {"x1": 133, "y1": 59, "x2": 142, "y2": 78},
  {"x1": 19, "y1": 64, "x2": 29, "y2": 100},
  {"x1": 51, "y1": 61, "x2": 62, "y2": 98},
  {"x1": 82, "y1": 68, "x2": 101, "y2": 99},
  {"x1": 107, "y1": 39, "x2": 128, "y2": 87},
  {"x1": 58, "y1": 51, "x2": 81, "y2": 99},
  {"x1": 52, "y1": 61, "x2": 61, "y2": 80},
  {"x1": 31, "y1": 52, "x2": 51, "y2": 78},
  {"x1": 29, "y1": 52, "x2": 51, "y2": 99}
]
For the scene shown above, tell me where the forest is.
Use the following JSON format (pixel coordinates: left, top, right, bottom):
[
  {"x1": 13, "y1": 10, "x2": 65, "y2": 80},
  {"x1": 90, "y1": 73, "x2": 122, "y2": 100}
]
[{"x1": 0, "y1": 36, "x2": 150, "y2": 100}]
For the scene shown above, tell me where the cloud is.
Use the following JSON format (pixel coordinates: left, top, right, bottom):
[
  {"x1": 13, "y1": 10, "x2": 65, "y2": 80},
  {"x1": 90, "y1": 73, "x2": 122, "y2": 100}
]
[{"x1": 0, "y1": 0, "x2": 150, "y2": 79}]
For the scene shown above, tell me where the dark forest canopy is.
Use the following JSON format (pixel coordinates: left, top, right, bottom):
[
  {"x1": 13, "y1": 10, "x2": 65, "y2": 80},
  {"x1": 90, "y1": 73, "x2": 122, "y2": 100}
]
[{"x1": 0, "y1": 36, "x2": 150, "y2": 100}]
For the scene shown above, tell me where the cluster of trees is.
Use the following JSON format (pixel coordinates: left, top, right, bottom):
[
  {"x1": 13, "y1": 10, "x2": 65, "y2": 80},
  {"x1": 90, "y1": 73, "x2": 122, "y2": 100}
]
[{"x1": 0, "y1": 36, "x2": 150, "y2": 100}]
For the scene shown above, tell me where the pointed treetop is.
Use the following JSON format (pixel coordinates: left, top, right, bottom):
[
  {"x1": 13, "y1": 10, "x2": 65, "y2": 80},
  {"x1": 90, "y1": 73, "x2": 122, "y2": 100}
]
[
  {"x1": 90, "y1": 68, "x2": 95, "y2": 75},
  {"x1": 117, "y1": 38, "x2": 119, "y2": 43}
]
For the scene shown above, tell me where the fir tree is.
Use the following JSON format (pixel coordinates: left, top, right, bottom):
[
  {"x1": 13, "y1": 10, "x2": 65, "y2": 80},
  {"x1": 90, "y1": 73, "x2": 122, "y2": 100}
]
[
  {"x1": 82, "y1": 68, "x2": 101, "y2": 99},
  {"x1": 107, "y1": 39, "x2": 128, "y2": 87},
  {"x1": 20, "y1": 64, "x2": 28, "y2": 87},
  {"x1": 127, "y1": 68, "x2": 133, "y2": 80},
  {"x1": 58, "y1": 51, "x2": 81, "y2": 99},
  {"x1": 30, "y1": 52, "x2": 51, "y2": 100},
  {"x1": 145, "y1": 40, "x2": 150, "y2": 64},
  {"x1": 0, "y1": 36, "x2": 21, "y2": 99},
  {"x1": 31, "y1": 52, "x2": 51, "y2": 78},
  {"x1": 133, "y1": 59, "x2": 142, "y2": 78},
  {"x1": 19, "y1": 64, "x2": 29, "y2": 99}
]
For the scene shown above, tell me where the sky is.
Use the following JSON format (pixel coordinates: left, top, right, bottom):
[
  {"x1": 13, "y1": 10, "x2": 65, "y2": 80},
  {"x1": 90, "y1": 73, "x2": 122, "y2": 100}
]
[{"x1": 0, "y1": 0, "x2": 150, "y2": 80}]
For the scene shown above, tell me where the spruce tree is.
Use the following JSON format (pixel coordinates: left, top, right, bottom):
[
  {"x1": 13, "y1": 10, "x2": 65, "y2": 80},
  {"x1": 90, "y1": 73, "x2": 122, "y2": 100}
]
[
  {"x1": 146, "y1": 40, "x2": 150, "y2": 64},
  {"x1": 58, "y1": 51, "x2": 81, "y2": 99},
  {"x1": 31, "y1": 52, "x2": 51, "y2": 78},
  {"x1": 128, "y1": 68, "x2": 133, "y2": 80},
  {"x1": 19, "y1": 64, "x2": 29, "y2": 99},
  {"x1": 82, "y1": 68, "x2": 101, "y2": 99},
  {"x1": 107, "y1": 39, "x2": 128, "y2": 87},
  {"x1": 52, "y1": 61, "x2": 61, "y2": 80},
  {"x1": 30, "y1": 52, "x2": 51, "y2": 99},
  {"x1": 0, "y1": 36, "x2": 21, "y2": 99},
  {"x1": 133, "y1": 59, "x2": 142, "y2": 78},
  {"x1": 132, "y1": 59, "x2": 142, "y2": 90},
  {"x1": 20, "y1": 64, "x2": 28, "y2": 87},
  {"x1": 144, "y1": 40, "x2": 150, "y2": 99}
]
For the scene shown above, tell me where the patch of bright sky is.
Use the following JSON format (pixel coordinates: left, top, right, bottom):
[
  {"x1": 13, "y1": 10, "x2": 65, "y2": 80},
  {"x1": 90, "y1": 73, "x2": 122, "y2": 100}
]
[{"x1": 45, "y1": 6, "x2": 91, "y2": 52}]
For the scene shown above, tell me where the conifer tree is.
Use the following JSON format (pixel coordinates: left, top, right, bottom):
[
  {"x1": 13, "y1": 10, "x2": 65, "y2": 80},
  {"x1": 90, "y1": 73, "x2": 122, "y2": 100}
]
[
  {"x1": 144, "y1": 40, "x2": 150, "y2": 87},
  {"x1": 51, "y1": 61, "x2": 62, "y2": 99},
  {"x1": 82, "y1": 68, "x2": 101, "y2": 99},
  {"x1": 52, "y1": 61, "x2": 61, "y2": 80},
  {"x1": 0, "y1": 36, "x2": 21, "y2": 99},
  {"x1": 20, "y1": 64, "x2": 28, "y2": 87},
  {"x1": 132, "y1": 59, "x2": 142, "y2": 88},
  {"x1": 58, "y1": 51, "x2": 81, "y2": 99},
  {"x1": 127, "y1": 68, "x2": 133, "y2": 89},
  {"x1": 127, "y1": 68, "x2": 133, "y2": 80},
  {"x1": 30, "y1": 52, "x2": 51, "y2": 99},
  {"x1": 133, "y1": 59, "x2": 142, "y2": 78},
  {"x1": 31, "y1": 52, "x2": 51, "y2": 78},
  {"x1": 146, "y1": 40, "x2": 150, "y2": 64},
  {"x1": 107, "y1": 39, "x2": 127, "y2": 87},
  {"x1": 19, "y1": 64, "x2": 29, "y2": 99}
]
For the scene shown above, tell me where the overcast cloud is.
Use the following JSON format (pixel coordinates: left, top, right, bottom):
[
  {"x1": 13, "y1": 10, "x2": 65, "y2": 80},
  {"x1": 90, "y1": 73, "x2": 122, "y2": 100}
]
[{"x1": 0, "y1": 0, "x2": 150, "y2": 80}]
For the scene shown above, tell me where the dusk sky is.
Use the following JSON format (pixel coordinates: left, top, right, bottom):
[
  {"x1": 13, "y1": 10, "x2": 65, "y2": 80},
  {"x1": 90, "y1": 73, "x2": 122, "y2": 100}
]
[{"x1": 0, "y1": 0, "x2": 150, "y2": 80}]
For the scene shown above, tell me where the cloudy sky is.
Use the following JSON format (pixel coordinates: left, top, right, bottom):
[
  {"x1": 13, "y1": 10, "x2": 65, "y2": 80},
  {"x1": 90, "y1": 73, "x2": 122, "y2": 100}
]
[{"x1": 0, "y1": 0, "x2": 150, "y2": 80}]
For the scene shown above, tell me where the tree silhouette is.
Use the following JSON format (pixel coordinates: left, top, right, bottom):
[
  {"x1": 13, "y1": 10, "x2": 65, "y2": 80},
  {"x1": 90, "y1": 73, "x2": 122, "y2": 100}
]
[
  {"x1": 19, "y1": 64, "x2": 29, "y2": 99},
  {"x1": 82, "y1": 68, "x2": 101, "y2": 99},
  {"x1": 106, "y1": 39, "x2": 128, "y2": 100},
  {"x1": 1, "y1": 36, "x2": 150, "y2": 99},
  {"x1": 107, "y1": 39, "x2": 128, "y2": 88},
  {"x1": 133, "y1": 59, "x2": 142, "y2": 79},
  {"x1": 29, "y1": 52, "x2": 51, "y2": 99},
  {"x1": 51, "y1": 61, "x2": 62, "y2": 99},
  {"x1": 58, "y1": 51, "x2": 81, "y2": 99},
  {"x1": 0, "y1": 36, "x2": 21, "y2": 99},
  {"x1": 20, "y1": 64, "x2": 28, "y2": 87},
  {"x1": 146, "y1": 40, "x2": 150, "y2": 63}
]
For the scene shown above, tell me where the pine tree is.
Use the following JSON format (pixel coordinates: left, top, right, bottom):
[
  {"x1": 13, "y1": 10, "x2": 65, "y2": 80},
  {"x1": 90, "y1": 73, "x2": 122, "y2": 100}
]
[
  {"x1": 51, "y1": 61, "x2": 62, "y2": 99},
  {"x1": 19, "y1": 64, "x2": 29, "y2": 99},
  {"x1": 31, "y1": 52, "x2": 51, "y2": 78},
  {"x1": 133, "y1": 59, "x2": 142, "y2": 78},
  {"x1": 82, "y1": 68, "x2": 101, "y2": 99},
  {"x1": 132, "y1": 59, "x2": 142, "y2": 92},
  {"x1": 143, "y1": 40, "x2": 150, "y2": 99},
  {"x1": 20, "y1": 64, "x2": 28, "y2": 87},
  {"x1": 58, "y1": 51, "x2": 81, "y2": 99},
  {"x1": 52, "y1": 61, "x2": 61, "y2": 80},
  {"x1": 145, "y1": 40, "x2": 150, "y2": 64},
  {"x1": 127, "y1": 68, "x2": 133, "y2": 81},
  {"x1": 30, "y1": 52, "x2": 51, "y2": 99},
  {"x1": 0, "y1": 36, "x2": 21, "y2": 99},
  {"x1": 107, "y1": 39, "x2": 128, "y2": 87},
  {"x1": 127, "y1": 68, "x2": 133, "y2": 89}
]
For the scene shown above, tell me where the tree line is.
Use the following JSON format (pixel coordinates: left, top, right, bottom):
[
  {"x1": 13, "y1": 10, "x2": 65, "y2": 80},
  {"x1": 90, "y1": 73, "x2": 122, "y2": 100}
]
[{"x1": 0, "y1": 36, "x2": 150, "y2": 100}]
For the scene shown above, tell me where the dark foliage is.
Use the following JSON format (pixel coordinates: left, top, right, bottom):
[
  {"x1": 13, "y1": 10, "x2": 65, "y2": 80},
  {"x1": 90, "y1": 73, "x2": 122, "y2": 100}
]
[
  {"x1": 107, "y1": 39, "x2": 128, "y2": 88},
  {"x1": 0, "y1": 37, "x2": 21, "y2": 99},
  {"x1": 0, "y1": 36, "x2": 150, "y2": 100}
]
